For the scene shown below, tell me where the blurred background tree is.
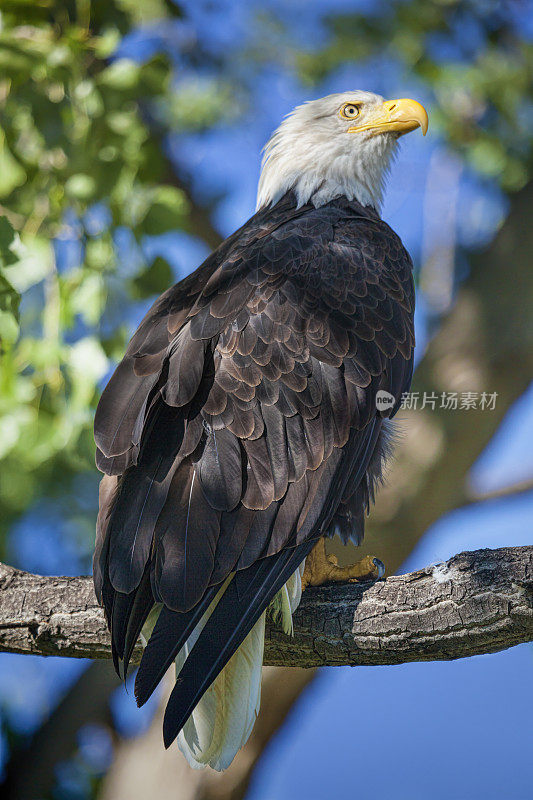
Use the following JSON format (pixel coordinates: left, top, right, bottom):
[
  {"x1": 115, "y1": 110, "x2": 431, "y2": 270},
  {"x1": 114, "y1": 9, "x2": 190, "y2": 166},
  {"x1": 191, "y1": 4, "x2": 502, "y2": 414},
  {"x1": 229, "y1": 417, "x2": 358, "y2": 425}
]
[{"x1": 0, "y1": 1, "x2": 532, "y2": 799}]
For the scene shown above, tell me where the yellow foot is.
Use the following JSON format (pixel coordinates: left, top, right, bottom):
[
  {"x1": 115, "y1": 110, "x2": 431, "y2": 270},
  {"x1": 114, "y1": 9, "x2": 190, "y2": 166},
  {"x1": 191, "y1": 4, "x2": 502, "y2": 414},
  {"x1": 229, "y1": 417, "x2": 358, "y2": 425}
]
[{"x1": 302, "y1": 538, "x2": 385, "y2": 590}]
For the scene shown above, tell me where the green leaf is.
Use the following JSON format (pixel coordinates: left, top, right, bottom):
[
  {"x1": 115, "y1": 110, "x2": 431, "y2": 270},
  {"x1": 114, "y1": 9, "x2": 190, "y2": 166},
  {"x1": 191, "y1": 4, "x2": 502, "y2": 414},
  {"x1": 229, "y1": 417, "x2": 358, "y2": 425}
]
[
  {"x1": 71, "y1": 273, "x2": 106, "y2": 325},
  {"x1": 0, "y1": 130, "x2": 26, "y2": 198},
  {"x1": 0, "y1": 217, "x2": 21, "y2": 345},
  {"x1": 98, "y1": 59, "x2": 141, "y2": 90},
  {"x1": 65, "y1": 174, "x2": 97, "y2": 201},
  {"x1": 0, "y1": 274, "x2": 19, "y2": 317},
  {"x1": 0, "y1": 308, "x2": 19, "y2": 346},
  {"x1": 141, "y1": 186, "x2": 187, "y2": 234},
  {"x1": 132, "y1": 256, "x2": 173, "y2": 297},
  {"x1": 4, "y1": 235, "x2": 53, "y2": 293},
  {"x1": 0, "y1": 216, "x2": 17, "y2": 266}
]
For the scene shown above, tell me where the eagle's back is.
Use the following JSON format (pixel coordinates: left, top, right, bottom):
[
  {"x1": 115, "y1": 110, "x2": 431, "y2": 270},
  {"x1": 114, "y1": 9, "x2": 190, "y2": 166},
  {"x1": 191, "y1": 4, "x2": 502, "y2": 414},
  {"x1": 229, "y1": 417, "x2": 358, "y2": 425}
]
[{"x1": 93, "y1": 191, "x2": 415, "y2": 749}]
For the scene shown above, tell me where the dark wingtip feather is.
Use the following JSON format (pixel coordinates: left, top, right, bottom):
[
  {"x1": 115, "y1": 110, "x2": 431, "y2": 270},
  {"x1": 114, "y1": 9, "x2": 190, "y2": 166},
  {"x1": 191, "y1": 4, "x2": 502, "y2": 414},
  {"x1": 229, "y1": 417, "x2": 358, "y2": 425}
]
[
  {"x1": 163, "y1": 701, "x2": 182, "y2": 748},
  {"x1": 134, "y1": 682, "x2": 144, "y2": 709},
  {"x1": 122, "y1": 573, "x2": 154, "y2": 680},
  {"x1": 111, "y1": 591, "x2": 136, "y2": 662},
  {"x1": 134, "y1": 585, "x2": 218, "y2": 709},
  {"x1": 112, "y1": 657, "x2": 120, "y2": 678},
  {"x1": 111, "y1": 640, "x2": 121, "y2": 678}
]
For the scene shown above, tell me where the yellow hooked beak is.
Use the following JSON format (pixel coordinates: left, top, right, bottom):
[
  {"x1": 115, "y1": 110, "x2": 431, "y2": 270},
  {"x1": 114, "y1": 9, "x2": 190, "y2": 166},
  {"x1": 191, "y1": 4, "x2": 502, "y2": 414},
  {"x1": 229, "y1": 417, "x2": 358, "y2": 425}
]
[{"x1": 348, "y1": 98, "x2": 428, "y2": 137}]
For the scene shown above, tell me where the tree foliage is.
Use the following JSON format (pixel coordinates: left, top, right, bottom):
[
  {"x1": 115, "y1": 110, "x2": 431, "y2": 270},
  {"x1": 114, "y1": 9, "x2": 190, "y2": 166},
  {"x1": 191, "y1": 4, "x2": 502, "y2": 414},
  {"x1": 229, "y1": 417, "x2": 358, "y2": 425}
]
[{"x1": 0, "y1": 0, "x2": 213, "y2": 545}]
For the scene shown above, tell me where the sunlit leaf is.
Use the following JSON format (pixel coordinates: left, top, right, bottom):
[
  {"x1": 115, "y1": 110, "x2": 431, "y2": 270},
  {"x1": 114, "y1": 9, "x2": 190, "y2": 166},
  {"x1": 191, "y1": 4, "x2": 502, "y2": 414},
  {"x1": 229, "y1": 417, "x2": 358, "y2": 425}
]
[
  {"x1": 142, "y1": 186, "x2": 187, "y2": 234},
  {"x1": 0, "y1": 217, "x2": 21, "y2": 345},
  {"x1": 132, "y1": 255, "x2": 172, "y2": 297},
  {"x1": 98, "y1": 59, "x2": 141, "y2": 90},
  {"x1": 65, "y1": 174, "x2": 97, "y2": 200},
  {"x1": 0, "y1": 130, "x2": 26, "y2": 198}
]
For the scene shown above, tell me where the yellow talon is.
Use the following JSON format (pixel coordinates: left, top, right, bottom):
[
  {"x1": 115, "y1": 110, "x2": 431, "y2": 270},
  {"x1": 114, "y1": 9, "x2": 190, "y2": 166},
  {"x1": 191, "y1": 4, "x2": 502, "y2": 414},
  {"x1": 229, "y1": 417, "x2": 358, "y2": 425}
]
[{"x1": 302, "y1": 538, "x2": 385, "y2": 590}]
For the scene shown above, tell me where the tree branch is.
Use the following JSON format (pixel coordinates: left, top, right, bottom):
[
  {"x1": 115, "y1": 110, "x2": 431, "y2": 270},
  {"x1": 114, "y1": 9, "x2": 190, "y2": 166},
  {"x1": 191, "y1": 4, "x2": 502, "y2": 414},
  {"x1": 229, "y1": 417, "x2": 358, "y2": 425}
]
[
  {"x1": 466, "y1": 478, "x2": 533, "y2": 504},
  {"x1": 0, "y1": 546, "x2": 531, "y2": 668}
]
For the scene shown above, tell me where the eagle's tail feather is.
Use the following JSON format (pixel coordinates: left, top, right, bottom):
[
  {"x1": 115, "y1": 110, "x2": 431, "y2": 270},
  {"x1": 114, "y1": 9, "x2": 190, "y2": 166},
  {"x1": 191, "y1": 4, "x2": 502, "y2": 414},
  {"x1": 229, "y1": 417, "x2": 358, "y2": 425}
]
[
  {"x1": 137, "y1": 559, "x2": 306, "y2": 771},
  {"x1": 176, "y1": 560, "x2": 305, "y2": 771},
  {"x1": 161, "y1": 540, "x2": 313, "y2": 750},
  {"x1": 177, "y1": 612, "x2": 265, "y2": 771}
]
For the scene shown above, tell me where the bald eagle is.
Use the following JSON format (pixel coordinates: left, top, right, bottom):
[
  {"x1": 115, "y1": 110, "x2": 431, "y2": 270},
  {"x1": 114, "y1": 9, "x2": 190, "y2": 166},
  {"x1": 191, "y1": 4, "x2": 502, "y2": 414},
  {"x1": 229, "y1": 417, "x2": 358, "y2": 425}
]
[{"x1": 93, "y1": 91, "x2": 427, "y2": 770}]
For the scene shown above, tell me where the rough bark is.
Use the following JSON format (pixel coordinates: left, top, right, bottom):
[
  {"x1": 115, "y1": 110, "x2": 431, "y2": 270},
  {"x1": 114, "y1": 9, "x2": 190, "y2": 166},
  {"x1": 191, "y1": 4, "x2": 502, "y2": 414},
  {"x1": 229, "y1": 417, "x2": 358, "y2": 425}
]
[{"x1": 1, "y1": 546, "x2": 531, "y2": 668}]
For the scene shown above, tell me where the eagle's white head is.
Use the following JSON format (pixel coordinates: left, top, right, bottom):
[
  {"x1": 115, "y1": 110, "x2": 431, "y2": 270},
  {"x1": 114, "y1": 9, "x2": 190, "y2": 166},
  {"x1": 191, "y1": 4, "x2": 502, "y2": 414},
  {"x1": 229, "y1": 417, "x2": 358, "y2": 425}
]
[{"x1": 256, "y1": 90, "x2": 428, "y2": 213}]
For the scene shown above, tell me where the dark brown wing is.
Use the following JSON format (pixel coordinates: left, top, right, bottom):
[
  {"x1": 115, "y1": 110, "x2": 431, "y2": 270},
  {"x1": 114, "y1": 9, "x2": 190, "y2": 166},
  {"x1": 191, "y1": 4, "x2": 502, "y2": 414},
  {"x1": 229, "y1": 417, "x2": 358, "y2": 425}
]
[{"x1": 93, "y1": 193, "x2": 415, "y2": 744}]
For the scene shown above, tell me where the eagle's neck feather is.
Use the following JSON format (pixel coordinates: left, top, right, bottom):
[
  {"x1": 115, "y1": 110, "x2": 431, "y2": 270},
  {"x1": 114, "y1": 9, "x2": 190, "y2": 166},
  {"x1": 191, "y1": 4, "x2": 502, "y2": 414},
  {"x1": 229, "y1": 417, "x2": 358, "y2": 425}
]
[{"x1": 256, "y1": 128, "x2": 396, "y2": 213}]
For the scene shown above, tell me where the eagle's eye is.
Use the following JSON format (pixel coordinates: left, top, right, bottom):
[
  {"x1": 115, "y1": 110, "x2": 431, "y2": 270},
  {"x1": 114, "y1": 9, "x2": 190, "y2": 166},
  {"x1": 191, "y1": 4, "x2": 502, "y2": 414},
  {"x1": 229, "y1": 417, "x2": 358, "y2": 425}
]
[{"x1": 340, "y1": 103, "x2": 360, "y2": 120}]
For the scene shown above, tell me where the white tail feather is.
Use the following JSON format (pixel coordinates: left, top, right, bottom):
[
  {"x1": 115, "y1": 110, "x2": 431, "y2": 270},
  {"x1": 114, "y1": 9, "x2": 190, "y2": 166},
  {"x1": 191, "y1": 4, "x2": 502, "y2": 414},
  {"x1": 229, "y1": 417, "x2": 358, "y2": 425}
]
[
  {"x1": 140, "y1": 566, "x2": 305, "y2": 771},
  {"x1": 270, "y1": 562, "x2": 304, "y2": 634},
  {"x1": 177, "y1": 612, "x2": 265, "y2": 770}
]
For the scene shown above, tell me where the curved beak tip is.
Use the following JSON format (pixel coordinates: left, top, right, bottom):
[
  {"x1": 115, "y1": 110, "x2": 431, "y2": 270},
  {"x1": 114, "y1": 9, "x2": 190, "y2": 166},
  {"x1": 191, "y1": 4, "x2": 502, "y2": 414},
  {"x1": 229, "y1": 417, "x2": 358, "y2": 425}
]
[
  {"x1": 388, "y1": 97, "x2": 428, "y2": 137},
  {"x1": 407, "y1": 98, "x2": 429, "y2": 136}
]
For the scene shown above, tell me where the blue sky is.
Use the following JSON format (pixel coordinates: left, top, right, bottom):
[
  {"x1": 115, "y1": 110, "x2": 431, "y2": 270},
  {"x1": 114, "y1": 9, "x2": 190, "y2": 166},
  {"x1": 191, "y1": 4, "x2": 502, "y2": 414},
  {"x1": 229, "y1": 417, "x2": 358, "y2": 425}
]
[
  {"x1": 246, "y1": 492, "x2": 533, "y2": 800},
  {"x1": 248, "y1": 645, "x2": 533, "y2": 800},
  {"x1": 1, "y1": 1, "x2": 532, "y2": 795}
]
